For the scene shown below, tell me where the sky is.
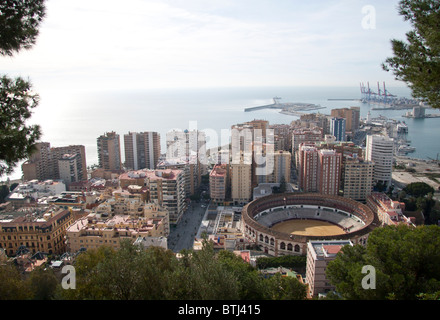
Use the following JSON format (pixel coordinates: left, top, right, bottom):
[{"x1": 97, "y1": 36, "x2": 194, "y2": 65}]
[{"x1": 0, "y1": 0, "x2": 412, "y2": 93}]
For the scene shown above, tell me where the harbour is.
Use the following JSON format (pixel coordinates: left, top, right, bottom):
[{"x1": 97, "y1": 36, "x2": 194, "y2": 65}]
[{"x1": 244, "y1": 97, "x2": 326, "y2": 115}]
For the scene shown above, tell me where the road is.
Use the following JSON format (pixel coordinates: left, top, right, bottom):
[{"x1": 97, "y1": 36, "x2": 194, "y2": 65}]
[{"x1": 167, "y1": 201, "x2": 209, "y2": 253}]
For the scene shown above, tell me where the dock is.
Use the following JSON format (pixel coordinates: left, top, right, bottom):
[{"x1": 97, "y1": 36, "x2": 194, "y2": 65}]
[{"x1": 245, "y1": 97, "x2": 325, "y2": 115}]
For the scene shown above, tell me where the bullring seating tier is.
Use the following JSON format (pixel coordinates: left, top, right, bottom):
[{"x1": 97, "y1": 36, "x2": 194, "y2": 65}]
[{"x1": 254, "y1": 206, "x2": 364, "y2": 233}]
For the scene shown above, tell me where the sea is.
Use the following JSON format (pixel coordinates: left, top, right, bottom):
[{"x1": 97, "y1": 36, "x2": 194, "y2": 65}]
[{"x1": 4, "y1": 85, "x2": 440, "y2": 181}]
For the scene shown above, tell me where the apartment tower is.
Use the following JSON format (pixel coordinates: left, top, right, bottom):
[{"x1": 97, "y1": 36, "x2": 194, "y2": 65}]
[
  {"x1": 97, "y1": 132, "x2": 122, "y2": 171},
  {"x1": 365, "y1": 135, "x2": 394, "y2": 188},
  {"x1": 318, "y1": 149, "x2": 342, "y2": 196},
  {"x1": 124, "y1": 131, "x2": 161, "y2": 170},
  {"x1": 343, "y1": 157, "x2": 374, "y2": 202}
]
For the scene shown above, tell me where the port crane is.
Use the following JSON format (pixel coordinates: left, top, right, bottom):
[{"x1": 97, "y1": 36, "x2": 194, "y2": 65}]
[{"x1": 360, "y1": 81, "x2": 396, "y2": 103}]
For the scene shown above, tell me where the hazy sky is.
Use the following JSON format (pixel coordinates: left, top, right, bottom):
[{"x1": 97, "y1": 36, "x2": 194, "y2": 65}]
[{"x1": 1, "y1": 0, "x2": 411, "y2": 92}]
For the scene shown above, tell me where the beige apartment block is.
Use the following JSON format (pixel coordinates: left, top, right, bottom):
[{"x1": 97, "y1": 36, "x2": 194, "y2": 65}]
[
  {"x1": 331, "y1": 107, "x2": 360, "y2": 133},
  {"x1": 210, "y1": 164, "x2": 230, "y2": 204},
  {"x1": 306, "y1": 240, "x2": 353, "y2": 297},
  {"x1": 118, "y1": 169, "x2": 185, "y2": 224},
  {"x1": 157, "y1": 157, "x2": 201, "y2": 197},
  {"x1": 343, "y1": 157, "x2": 374, "y2": 202},
  {"x1": 146, "y1": 170, "x2": 186, "y2": 224},
  {"x1": 0, "y1": 206, "x2": 74, "y2": 256},
  {"x1": 66, "y1": 201, "x2": 169, "y2": 252},
  {"x1": 97, "y1": 131, "x2": 122, "y2": 171},
  {"x1": 22, "y1": 142, "x2": 87, "y2": 182},
  {"x1": 231, "y1": 155, "x2": 252, "y2": 205}
]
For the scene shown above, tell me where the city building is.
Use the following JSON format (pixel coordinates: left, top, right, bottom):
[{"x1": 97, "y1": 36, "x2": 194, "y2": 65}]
[
  {"x1": 97, "y1": 131, "x2": 122, "y2": 171},
  {"x1": 269, "y1": 123, "x2": 293, "y2": 152},
  {"x1": 365, "y1": 135, "x2": 394, "y2": 188},
  {"x1": 273, "y1": 150, "x2": 291, "y2": 184},
  {"x1": 230, "y1": 123, "x2": 254, "y2": 159},
  {"x1": 22, "y1": 142, "x2": 51, "y2": 181},
  {"x1": 366, "y1": 192, "x2": 415, "y2": 227},
  {"x1": 118, "y1": 169, "x2": 186, "y2": 223},
  {"x1": 291, "y1": 129, "x2": 323, "y2": 167},
  {"x1": 331, "y1": 107, "x2": 360, "y2": 133},
  {"x1": 66, "y1": 201, "x2": 169, "y2": 252},
  {"x1": 295, "y1": 113, "x2": 330, "y2": 135},
  {"x1": 209, "y1": 164, "x2": 230, "y2": 204},
  {"x1": 7, "y1": 180, "x2": 66, "y2": 204},
  {"x1": 306, "y1": 240, "x2": 353, "y2": 298},
  {"x1": 343, "y1": 157, "x2": 374, "y2": 202},
  {"x1": 298, "y1": 145, "x2": 342, "y2": 196},
  {"x1": 231, "y1": 154, "x2": 252, "y2": 205},
  {"x1": 157, "y1": 157, "x2": 201, "y2": 197},
  {"x1": 298, "y1": 144, "x2": 319, "y2": 193},
  {"x1": 318, "y1": 149, "x2": 342, "y2": 196},
  {"x1": 0, "y1": 206, "x2": 74, "y2": 256},
  {"x1": 58, "y1": 154, "x2": 81, "y2": 186},
  {"x1": 258, "y1": 150, "x2": 291, "y2": 184},
  {"x1": 50, "y1": 145, "x2": 87, "y2": 181},
  {"x1": 330, "y1": 117, "x2": 346, "y2": 142},
  {"x1": 144, "y1": 169, "x2": 186, "y2": 224},
  {"x1": 22, "y1": 143, "x2": 87, "y2": 183},
  {"x1": 124, "y1": 131, "x2": 161, "y2": 170},
  {"x1": 166, "y1": 129, "x2": 206, "y2": 162}
]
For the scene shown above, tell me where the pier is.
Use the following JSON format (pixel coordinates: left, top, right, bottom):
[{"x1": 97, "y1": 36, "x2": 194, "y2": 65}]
[{"x1": 245, "y1": 97, "x2": 325, "y2": 115}]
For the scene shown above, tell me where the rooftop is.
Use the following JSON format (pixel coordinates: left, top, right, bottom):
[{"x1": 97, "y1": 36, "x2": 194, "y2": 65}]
[
  {"x1": 119, "y1": 169, "x2": 182, "y2": 181},
  {"x1": 309, "y1": 240, "x2": 353, "y2": 258}
]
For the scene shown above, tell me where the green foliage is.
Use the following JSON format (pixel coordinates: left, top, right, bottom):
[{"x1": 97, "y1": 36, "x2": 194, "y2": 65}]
[
  {"x1": 256, "y1": 255, "x2": 306, "y2": 271},
  {"x1": 0, "y1": 76, "x2": 41, "y2": 176},
  {"x1": 0, "y1": 1, "x2": 45, "y2": 177},
  {"x1": 0, "y1": 0, "x2": 46, "y2": 56},
  {"x1": 382, "y1": 0, "x2": 440, "y2": 108},
  {"x1": 326, "y1": 224, "x2": 440, "y2": 300},
  {"x1": 59, "y1": 240, "x2": 307, "y2": 300},
  {"x1": 404, "y1": 182, "x2": 435, "y2": 197},
  {"x1": 0, "y1": 241, "x2": 307, "y2": 300},
  {"x1": 27, "y1": 267, "x2": 60, "y2": 300},
  {"x1": 0, "y1": 263, "x2": 32, "y2": 300}
]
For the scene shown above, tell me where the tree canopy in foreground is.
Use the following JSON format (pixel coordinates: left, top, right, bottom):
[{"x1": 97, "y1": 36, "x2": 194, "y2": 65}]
[
  {"x1": 326, "y1": 224, "x2": 440, "y2": 300},
  {"x1": 382, "y1": 0, "x2": 440, "y2": 108}
]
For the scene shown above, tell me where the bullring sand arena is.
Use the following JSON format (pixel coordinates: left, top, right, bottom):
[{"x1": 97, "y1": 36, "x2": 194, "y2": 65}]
[
  {"x1": 271, "y1": 219, "x2": 346, "y2": 237},
  {"x1": 242, "y1": 193, "x2": 377, "y2": 256}
]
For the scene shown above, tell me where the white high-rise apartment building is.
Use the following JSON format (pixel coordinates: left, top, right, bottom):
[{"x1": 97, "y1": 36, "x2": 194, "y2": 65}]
[
  {"x1": 166, "y1": 129, "x2": 207, "y2": 165},
  {"x1": 365, "y1": 135, "x2": 394, "y2": 188}
]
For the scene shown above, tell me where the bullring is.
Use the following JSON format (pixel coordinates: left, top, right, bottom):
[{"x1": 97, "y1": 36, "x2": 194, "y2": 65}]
[{"x1": 241, "y1": 193, "x2": 379, "y2": 256}]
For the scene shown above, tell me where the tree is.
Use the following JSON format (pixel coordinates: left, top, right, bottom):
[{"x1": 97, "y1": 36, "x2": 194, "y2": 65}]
[
  {"x1": 0, "y1": 76, "x2": 41, "y2": 176},
  {"x1": 382, "y1": 0, "x2": 440, "y2": 108},
  {"x1": 0, "y1": 0, "x2": 46, "y2": 56},
  {"x1": 27, "y1": 267, "x2": 59, "y2": 300},
  {"x1": 326, "y1": 224, "x2": 440, "y2": 300},
  {"x1": 404, "y1": 181, "x2": 435, "y2": 197},
  {"x1": 0, "y1": 1, "x2": 46, "y2": 177},
  {"x1": 265, "y1": 273, "x2": 307, "y2": 300},
  {"x1": 0, "y1": 263, "x2": 32, "y2": 299}
]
